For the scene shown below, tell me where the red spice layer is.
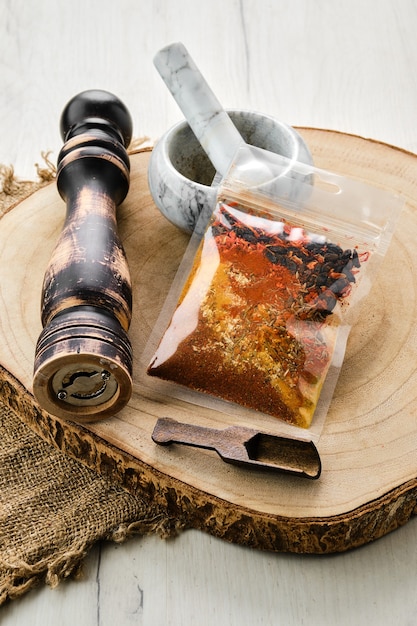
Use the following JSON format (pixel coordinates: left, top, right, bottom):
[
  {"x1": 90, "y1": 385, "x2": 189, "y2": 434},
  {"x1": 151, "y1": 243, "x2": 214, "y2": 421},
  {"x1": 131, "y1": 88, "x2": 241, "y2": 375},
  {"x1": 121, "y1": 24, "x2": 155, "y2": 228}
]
[{"x1": 149, "y1": 328, "x2": 306, "y2": 426}]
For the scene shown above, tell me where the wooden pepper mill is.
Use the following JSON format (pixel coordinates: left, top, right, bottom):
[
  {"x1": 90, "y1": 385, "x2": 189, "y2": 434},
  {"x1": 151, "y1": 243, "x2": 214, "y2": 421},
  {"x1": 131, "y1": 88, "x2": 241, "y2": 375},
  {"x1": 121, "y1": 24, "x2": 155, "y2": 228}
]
[{"x1": 33, "y1": 89, "x2": 133, "y2": 423}]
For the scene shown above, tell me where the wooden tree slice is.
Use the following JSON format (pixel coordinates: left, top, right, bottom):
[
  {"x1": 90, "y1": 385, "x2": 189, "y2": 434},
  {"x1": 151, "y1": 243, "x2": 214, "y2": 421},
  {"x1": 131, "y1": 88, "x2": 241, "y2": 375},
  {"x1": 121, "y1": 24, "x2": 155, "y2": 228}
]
[{"x1": 1, "y1": 130, "x2": 417, "y2": 553}]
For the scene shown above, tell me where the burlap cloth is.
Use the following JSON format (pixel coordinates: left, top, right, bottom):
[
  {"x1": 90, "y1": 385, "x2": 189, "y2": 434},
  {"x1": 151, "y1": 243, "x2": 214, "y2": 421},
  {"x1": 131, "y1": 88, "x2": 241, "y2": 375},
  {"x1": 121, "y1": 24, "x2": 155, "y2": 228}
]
[{"x1": 0, "y1": 151, "x2": 177, "y2": 607}]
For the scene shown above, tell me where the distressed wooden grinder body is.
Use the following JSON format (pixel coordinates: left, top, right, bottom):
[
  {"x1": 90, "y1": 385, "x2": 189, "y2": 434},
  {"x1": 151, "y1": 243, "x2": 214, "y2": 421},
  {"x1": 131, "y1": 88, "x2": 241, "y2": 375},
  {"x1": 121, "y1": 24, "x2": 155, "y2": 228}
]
[{"x1": 33, "y1": 90, "x2": 133, "y2": 423}]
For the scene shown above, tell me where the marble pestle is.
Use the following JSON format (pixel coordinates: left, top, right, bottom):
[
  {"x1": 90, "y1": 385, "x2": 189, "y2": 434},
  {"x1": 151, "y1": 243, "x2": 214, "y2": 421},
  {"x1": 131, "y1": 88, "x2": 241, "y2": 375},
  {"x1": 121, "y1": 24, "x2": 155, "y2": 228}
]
[
  {"x1": 154, "y1": 42, "x2": 245, "y2": 178},
  {"x1": 154, "y1": 42, "x2": 277, "y2": 186}
]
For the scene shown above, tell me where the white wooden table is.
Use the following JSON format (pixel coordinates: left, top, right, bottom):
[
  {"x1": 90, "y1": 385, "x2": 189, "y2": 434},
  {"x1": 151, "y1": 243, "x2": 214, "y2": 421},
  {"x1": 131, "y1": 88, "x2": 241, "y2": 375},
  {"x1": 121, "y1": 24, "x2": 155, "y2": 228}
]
[{"x1": 1, "y1": 1, "x2": 417, "y2": 624}]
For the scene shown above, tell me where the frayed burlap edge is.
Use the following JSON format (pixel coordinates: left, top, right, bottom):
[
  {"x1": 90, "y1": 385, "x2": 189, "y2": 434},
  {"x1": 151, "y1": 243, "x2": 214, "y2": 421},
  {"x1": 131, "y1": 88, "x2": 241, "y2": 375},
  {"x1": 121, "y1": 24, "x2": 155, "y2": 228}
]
[
  {"x1": 1, "y1": 489, "x2": 182, "y2": 607},
  {"x1": 0, "y1": 139, "x2": 186, "y2": 607},
  {"x1": 0, "y1": 500, "x2": 182, "y2": 607},
  {"x1": 0, "y1": 152, "x2": 56, "y2": 217}
]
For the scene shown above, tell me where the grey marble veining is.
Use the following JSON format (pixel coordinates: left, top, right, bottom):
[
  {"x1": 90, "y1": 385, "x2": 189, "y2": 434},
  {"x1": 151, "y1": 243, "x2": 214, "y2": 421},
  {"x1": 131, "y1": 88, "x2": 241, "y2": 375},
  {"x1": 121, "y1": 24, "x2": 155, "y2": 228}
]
[
  {"x1": 148, "y1": 110, "x2": 313, "y2": 233},
  {"x1": 151, "y1": 43, "x2": 313, "y2": 233},
  {"x1": 154, "y1": 42, "x2": 244, "y2": 177}
]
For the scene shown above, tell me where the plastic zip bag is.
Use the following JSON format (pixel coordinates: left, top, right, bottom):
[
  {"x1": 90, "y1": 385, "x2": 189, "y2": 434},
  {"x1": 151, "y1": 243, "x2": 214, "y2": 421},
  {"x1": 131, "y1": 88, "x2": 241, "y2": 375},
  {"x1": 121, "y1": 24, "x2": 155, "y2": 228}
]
[{"x1": 146, "y1": 145, "x2": 403, "y2": 439}]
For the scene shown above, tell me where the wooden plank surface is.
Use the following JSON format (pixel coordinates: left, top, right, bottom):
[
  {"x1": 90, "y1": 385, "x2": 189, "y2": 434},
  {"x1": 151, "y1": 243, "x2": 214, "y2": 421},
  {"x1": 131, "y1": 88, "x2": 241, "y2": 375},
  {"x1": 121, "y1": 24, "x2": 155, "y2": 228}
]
[{"x1": 2, "y1": 0, "x2": 417, "y2": 624}]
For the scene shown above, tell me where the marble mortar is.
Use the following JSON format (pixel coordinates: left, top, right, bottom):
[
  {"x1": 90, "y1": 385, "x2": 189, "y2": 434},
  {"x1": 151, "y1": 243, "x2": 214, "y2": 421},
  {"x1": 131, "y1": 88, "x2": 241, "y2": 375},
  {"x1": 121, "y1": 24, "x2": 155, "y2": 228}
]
[{"x1": 148, "y1": 110, "x2": 313, "y2": 233}]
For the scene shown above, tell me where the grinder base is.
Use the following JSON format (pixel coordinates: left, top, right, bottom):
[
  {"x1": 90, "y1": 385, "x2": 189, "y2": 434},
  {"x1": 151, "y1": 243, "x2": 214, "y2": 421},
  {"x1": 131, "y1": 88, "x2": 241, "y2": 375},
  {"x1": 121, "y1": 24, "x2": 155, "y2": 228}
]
[{"x1": 33, "y1": 307, "x2": 132, "y2": 423}]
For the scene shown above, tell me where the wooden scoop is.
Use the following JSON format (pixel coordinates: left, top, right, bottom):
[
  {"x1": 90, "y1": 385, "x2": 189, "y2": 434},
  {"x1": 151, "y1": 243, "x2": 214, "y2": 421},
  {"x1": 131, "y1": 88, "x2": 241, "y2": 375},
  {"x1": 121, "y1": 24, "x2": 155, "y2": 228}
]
[{"x1": 152, "y1": 417, "x2": 321, "y2": 479}]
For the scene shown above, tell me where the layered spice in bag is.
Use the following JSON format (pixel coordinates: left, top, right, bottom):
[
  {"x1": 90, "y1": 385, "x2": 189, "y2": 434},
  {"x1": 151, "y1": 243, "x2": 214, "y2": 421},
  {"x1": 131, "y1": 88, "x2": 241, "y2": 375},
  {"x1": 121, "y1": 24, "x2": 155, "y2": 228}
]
[{"x1": 147, "y1": 148, "x2": 402, "y2": 430}]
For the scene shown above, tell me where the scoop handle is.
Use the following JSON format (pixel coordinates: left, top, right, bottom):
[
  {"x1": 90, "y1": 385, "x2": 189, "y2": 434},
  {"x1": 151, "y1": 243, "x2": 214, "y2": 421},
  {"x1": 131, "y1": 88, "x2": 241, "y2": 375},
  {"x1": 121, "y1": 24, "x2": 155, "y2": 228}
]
[
  {"x1": 154, "y1": 42, "x2": 244, "y2": 177},
  {"x1": 152, "y1": 417, "x2": 251, "y2": 462}
]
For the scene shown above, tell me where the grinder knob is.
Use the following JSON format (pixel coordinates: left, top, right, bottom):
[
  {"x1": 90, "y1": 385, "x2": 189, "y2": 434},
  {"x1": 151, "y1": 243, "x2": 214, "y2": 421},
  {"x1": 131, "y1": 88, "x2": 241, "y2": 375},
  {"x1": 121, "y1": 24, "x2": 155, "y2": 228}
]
[{"x1": 33, "y1": 89, "x2": 133, "y2": 423}]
